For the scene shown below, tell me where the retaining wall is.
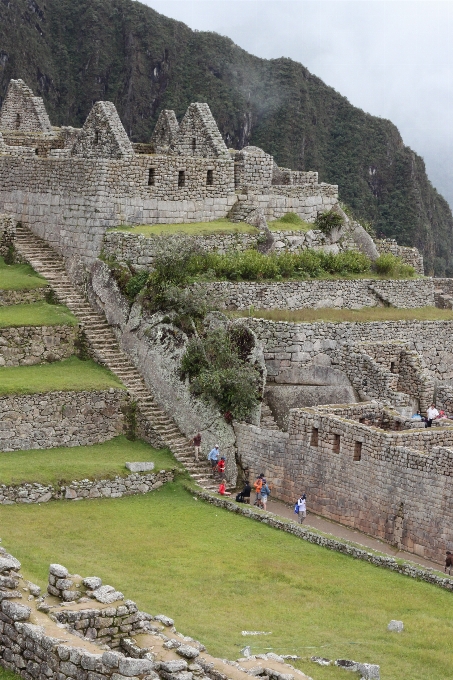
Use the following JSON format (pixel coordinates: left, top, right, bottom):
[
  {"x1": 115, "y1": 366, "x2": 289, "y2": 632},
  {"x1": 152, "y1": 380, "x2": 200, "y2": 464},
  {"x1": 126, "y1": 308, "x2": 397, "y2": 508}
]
[
  {"x1": 0, "y1": 325, "x2": 79, "y2": 366},
  {"x1": 0, "y1": 389, "x2": 126, "y2": 451},
  {"x1": 0, "y1": 470, "x2": 173, "y2": 505},
  {"x1": 202, "y1": 278, "x2": 434, "y2": 310},
  {"x1": 245, "y1": 318, "x2": 453, "y2": 383},
  {"x1": 0, "y1": 287, "x2": 49, "y2": 306}
]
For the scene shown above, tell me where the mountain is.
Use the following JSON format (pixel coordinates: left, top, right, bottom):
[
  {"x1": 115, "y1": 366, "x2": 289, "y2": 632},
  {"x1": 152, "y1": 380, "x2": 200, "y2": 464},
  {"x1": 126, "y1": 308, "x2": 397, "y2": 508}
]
[{"x1": 1, "y1": 0, "x2": 452, "y2": 275}]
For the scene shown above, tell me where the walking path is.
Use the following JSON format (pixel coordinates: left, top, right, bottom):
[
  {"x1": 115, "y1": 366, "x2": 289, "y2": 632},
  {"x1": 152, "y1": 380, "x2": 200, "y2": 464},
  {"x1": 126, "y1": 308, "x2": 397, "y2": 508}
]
[{"x1": 266, "y1": 498, "x2": 443, "y2": 571}]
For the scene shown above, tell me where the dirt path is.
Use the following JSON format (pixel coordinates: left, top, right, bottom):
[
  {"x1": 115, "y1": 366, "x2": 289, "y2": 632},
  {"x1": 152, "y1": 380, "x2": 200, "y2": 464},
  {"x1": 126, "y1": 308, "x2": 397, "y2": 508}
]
[{"x1": 265, "y1": 498, "x2": 444, "y2": 571}]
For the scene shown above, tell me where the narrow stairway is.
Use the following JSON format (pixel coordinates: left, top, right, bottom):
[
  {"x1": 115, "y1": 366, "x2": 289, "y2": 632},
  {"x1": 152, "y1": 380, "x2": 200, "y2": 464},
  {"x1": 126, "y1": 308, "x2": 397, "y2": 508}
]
[
  {"x1": 260, "y1": 402, "x2": 280, "y2": 430},
  {"x1": 14, "y1": 224, "x2": 219, "y2": 492}
]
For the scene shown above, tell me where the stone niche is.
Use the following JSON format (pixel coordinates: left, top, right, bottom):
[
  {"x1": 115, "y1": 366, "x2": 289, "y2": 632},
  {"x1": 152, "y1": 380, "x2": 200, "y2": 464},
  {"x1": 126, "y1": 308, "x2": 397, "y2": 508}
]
[{"x1": 264, "y1": 364, "x2": 357, "y2": 430}]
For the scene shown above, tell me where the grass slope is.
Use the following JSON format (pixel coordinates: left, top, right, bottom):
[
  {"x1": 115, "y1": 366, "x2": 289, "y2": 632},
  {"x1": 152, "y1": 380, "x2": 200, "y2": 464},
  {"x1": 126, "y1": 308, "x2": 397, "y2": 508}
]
[
  {"x1": 0, "y1": 483, "x2": 452, "y2": 680},
  {"x1": 230, "y1": 307, "x2": 453, "y2": 323},
  {"x1": 0, "y1": 302, "x2": 77, "y2": 327},
  {"x1": 0, "y1": 257, "x2": 47, "y2": 290},
  {"x1": 0, "y1": 436, "x2": 179, "y2": 486},
  {"x1": 0, "y1": 357, "x2": 123, "y2": 395}
]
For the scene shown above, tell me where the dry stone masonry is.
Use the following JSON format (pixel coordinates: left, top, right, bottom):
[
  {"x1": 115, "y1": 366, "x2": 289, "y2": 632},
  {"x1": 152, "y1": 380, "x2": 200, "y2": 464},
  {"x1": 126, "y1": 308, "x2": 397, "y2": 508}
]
[
  {"x1": 0, "y1": 325, "x2": 79, "y2": 366},
  {"x1": 0, "y1": 390, "x2": 127, "y2": 451}
]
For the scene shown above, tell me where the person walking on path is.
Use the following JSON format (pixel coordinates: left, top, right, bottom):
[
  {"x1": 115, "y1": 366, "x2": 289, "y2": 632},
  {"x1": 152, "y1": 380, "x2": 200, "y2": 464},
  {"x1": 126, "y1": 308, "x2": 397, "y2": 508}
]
[
  {"x1": 260, "y1": 480, "x2": 271, "y2": 511},
  {"x1": 426, "y1": 403, "x2": 439, "y2": 427},
  {"x1": 217, "y1": 456, "x2": 226, "y2": 480},
  {"x1": 208, "y1": 445, "x2": 220, "y2": 476},
  {"x1": 192, "y1": 432, "x2": 202, "y2": 462},
  {"x1": 295, "y1": 494, "x2": 307, "y2": 523}
]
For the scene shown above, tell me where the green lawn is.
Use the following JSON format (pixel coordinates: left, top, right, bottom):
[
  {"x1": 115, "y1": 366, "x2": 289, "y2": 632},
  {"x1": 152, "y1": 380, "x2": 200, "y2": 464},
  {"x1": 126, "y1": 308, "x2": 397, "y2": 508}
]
[
  {"x1": 229, "y1": 306, "x2": 453, "y2": 323},
  {"x1": 0, "y1": 257, "x2": 47, "y2": 290},
  {"x1": 268, "y1": 217, "x2": 313, "y2": 232},
  {"x1": 109, "y1": 219, "x2": 258, "y2": 237},
  {"x1": 0, "y1": 301, "x2": 77, "y2": 327},
  {"x1": 0, "y1": 357, "x2": 123, "y2": 395},
  {"x1": 0, "y1": 436, "x2": 179, "y2": 486},
  {"x1": 0, "y1": 483, "x2": 452, "y2": 680}
]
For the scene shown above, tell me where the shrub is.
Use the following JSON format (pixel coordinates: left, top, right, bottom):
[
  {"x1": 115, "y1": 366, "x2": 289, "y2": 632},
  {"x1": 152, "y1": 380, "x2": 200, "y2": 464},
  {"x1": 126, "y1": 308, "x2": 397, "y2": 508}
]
[
  {"x1": 374, "y1": 254, "x2": 415, "y2": 278},
  {"x1": 125, "y1": 270, "x2": 149, "y2": 299},
  {"x1": 278, "y1": 212, "x2": 304, "y2": 225},
  {"x1": 181, "y1": 327, "x2": 260, "y2": 420},
  {"x1": 314, "y1": 210, "x2": 344, "y2": 234}
]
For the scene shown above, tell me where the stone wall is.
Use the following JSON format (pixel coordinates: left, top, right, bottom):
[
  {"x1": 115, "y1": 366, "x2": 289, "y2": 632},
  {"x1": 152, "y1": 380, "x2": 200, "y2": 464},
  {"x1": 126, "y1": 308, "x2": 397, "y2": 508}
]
[
  {"x1": 201, "y1": 279, "x2": 434, "y2": 310},
  {"x1": 376, "y1": 239, "x2": 424, "y2": 275},
  {"x1": 101, "y1": 227, "x2": 355, "y2": 270},
  {"x1": 235, "y1": 402, "x2": 453, "y2": 563},
  {"x1": 0, "y1": 470, "x2": 173, "y2": 505},
  {"x1": 0, "y1": 288, "x2": 49, "y2": 307},
  {"x1": 246, "y1": 318, "x2": 453, "y2": 383},
  {"x1": 0, "y1": 325, "x2": 79, "y2": 366},
  {"x1": 0, "y1": 389, "x2": 126, "y2": 451}
]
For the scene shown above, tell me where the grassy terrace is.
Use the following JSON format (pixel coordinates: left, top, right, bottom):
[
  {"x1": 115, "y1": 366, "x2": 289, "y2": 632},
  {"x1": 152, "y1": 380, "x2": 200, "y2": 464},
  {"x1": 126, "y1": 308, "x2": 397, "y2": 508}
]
[
  {"x1": 0, "y1": 301, "x2": 77, "y2": 327},
  {"x1": 0, "y1": 481, "x2": 451, "y2": 680},
  {"x1": 0, "y1": 257, "x2": 47, "y2": 289},
  {"x1": 230, "y1": 306, "x2": 453, "y2": 323},
  {"x1": 108, "y1": 215, "x2": 314, "y2": 237},
  {"x1": 0, "y1": 356, "x2": 123, "y2": 395},
  {"x1": 0, "y1": 436, "x2": 178, "y2": 486}
]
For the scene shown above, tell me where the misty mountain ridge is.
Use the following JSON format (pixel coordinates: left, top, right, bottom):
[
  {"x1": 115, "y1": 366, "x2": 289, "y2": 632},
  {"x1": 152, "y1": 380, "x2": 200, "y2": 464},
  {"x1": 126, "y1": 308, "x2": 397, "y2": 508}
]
[{"x1": 1, "y1": 0, "x2": 452, "y2": 275}]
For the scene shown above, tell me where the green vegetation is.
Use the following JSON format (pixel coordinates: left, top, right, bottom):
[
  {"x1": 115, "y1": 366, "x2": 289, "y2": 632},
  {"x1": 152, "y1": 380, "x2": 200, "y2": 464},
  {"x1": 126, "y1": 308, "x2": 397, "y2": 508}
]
[
  {"x1": 0, "y1": 301, "x2": 77, "y2": 327},
  {"x1": 0, "y1": 256, "x2": 47, "y2": 290},
  {"x1": 0, "y1": 356, "x2": 124, "y2": 395},
  {"x1": 0, "y1": 484, "x2": 452, "y2": 680},
  {"x1": 314, "y1": 209, "x2": 344, "y2": 235},
  {"x1": 374, "y1": 253, "x2": 417, "y2": 278},
  {"x1": 268, "y1": 212, "x2": 313, "y2": 232},
  {"x1": 229, "y1": 306, "x2": 453, "y2": 324},
  {"x1": 181, "y1": 326, "x2": 261, "y2": 420},
  {"x1": 109, "y1": 219, "x2": 258, "y2": 237},
  {"x1": 0, "y1": 436, "x2": 177, "y2": 486}
]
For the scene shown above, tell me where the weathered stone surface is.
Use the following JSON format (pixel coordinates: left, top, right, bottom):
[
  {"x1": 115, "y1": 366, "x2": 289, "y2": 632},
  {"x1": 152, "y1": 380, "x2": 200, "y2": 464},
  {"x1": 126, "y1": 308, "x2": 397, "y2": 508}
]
[
  {"x1": 387, "y1": 620, "x2": 404, "y2": 632},
  {"x1": 125, "y1": 462, "x2": 155, "y2": 473},
  {"x1": 83, "y1": 577, "x2": 103, "y2": 590},
  {"x1": 160, "y1": 661, "x2": 188, "y2": 673},
  {"x1": 154, "y1": 614, "x2": 174, "y2": 627},
  {"x1": 118, "y1": 658, "x2": 155, "y2": 677},
  {"x1": 49, "y1": 564, "x2": 69, "y2": 578},
  {"x1": 176, "y1": 646, "x2": 199, "y2": 660},
  {"x1": 1, "y1": 600, "x2": 31, "y2": 621},
  {"x1": 92, "y1": 585, "x2": 124, "y2": 604},
  {"x1": 0, "y1": 554, "x2": 21, "y2": 572}
]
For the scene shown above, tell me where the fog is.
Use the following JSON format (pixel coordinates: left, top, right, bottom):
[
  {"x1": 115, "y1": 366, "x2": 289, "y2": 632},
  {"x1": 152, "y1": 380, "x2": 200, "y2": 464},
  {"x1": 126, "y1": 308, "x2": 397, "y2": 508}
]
[{"x1": 141, "y1": 0, "x2": 453, "y2": 208}]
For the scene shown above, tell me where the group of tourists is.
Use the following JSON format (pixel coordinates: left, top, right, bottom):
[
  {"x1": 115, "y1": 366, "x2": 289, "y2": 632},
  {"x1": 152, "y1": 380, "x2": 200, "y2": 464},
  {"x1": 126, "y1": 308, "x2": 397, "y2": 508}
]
[
  {"x1": 412, "y1": 403, "x2": 452, "y2": 427},
  {"x1": 192, "y1": 432, "x2": 308, "y2": 522}
]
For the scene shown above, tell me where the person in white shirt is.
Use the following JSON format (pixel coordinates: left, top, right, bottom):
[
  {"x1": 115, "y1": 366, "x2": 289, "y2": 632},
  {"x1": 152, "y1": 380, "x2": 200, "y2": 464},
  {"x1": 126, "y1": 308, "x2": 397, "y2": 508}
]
[
  {"x1": 296, "y1": 494, "x2": 307, "y2": 523},
  {"x1": 426, "y1": 403, "x2": 439, "y2": 427}
]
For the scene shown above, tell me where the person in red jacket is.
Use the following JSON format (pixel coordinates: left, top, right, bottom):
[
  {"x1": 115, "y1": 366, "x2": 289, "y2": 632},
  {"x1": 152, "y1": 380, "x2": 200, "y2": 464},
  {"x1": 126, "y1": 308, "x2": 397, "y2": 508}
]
[
  {"x1": 217, "y1": 457, "x2": 226, "y2": 480},
  {"x1": 218, "y1": 480, "x2": 231, "y2": 496}
]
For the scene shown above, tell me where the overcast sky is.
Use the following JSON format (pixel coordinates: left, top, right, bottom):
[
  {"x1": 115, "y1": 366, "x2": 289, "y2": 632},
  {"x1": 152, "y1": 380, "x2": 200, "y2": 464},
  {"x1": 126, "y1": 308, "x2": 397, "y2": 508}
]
[{"x1": 141, "y1": 0, "x2": 453, "y2": 209}]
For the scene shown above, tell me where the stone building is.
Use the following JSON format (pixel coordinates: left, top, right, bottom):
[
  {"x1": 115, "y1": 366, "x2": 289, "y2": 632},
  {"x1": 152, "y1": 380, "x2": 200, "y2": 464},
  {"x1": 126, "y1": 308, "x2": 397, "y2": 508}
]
[{"x1": 0, "y1": 79, "x2": 337, "y2": 265}]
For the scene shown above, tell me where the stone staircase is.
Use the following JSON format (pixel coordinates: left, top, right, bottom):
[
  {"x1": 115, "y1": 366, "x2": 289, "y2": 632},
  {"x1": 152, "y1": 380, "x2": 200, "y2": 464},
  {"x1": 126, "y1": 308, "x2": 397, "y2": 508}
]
[
  {"x1": 228, "y1": 194, "x2": 260, "y2": 223},
  {"x1": 260, "y1": 401, "x2": 280, "y2": 430},
  {"x1": 14, "y1": 224, "x2": 219, "y2": 492}
]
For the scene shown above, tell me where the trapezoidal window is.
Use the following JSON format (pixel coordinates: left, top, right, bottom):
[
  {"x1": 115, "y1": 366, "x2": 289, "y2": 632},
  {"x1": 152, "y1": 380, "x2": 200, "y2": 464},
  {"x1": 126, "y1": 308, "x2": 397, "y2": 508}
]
[
  {"x1": 333, "y1": 434, "x2": 340, "y2": 454},
  {"x1": 206, "y1": 169, "x2": 213, "y2": 186},
  {"x1": 178, "y1": 170, "x2": 185, "y2": 188},
  {"x1": 94, "y1": 130, "x2": 99, "y2": 145},
  {"x1": 15, "y1": 113, "x2": 21, "y2": 130},
  {"x1": 148, "y1": 168, "x2": 156, "y2": 186},
  {"x1": 354, "y1": 441, "x2": 362, "y2": 461},
  {"x1": 192, "y1": 137, "x2": 197, "y2": 152},
  {"x1": 310, "y1": 427, "x2": 318, "y2": 447},
  {"x1": 390, "y1": 361, "x2": 396, "y2": 373}
]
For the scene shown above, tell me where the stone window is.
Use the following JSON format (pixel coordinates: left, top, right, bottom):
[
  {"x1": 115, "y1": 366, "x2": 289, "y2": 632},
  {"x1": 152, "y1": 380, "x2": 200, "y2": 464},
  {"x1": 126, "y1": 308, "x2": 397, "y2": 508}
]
[
  {"x1": 15, "y1": 113, "x2": 20, "y2": 130},
  {"x1": 310, "y1": 427, "x2": 318, "y2": 447},
  {"x1": 148, "y1": 168, "x2": 155, "y2": 186},
  {"x1": 390, "y1": 361, "x2": 396, "y2": 373},
  {"x1": 207, "y1": 169, "x2": 213, "y2": 186},
  {"x1": 354, "y1": 441, "x2": 362, "y2": 461},
  {"x1": 192, "y1": 137, "x2": 197, "y2": 152},
  {"x1": 178, "y1": 170, "x2": 185, "y2": 188},
  {"x1": 94, "y1": 130, "x2": 99, "y2": 145},
  {"x1": 333, "y1": 433, "x2": 340, "y2": 454}
]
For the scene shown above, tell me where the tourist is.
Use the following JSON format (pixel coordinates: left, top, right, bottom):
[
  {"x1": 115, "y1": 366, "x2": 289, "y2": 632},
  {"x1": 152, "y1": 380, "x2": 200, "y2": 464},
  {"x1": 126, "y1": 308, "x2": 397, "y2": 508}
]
[
  {"x1": 426, "y1": 403, "x2": 439, "y2": 427},
  {"x1": 236, "y1": 481, "x2": 252, "y2": 504},
  {"x1": 295, "y1": 494, "x2": 307, "y2": 523},
  {"x1": 217, "y1": 456, "x2": 226, "y2": 480},
  {"x1": 253, "y1": 474, "x2": 264, "y2": 506},
  {"x1": 218, "y1": 480, "x2": 231, "y2": 496},
  {"x1": 445, "y1": 551, "x2": 452, "y2": 575},
  {"x1": 208, "y1": 445, "x2": 220, "y2": 475},
  {"x1": 411, "y1": 411, "x2": 422, "y2": 420},
  {"x1": 192, "y1": 432, "x2": 202, "y2": 462},
  {"x1": 260, "y1": 480, "x2": 271, "y2": 510}
]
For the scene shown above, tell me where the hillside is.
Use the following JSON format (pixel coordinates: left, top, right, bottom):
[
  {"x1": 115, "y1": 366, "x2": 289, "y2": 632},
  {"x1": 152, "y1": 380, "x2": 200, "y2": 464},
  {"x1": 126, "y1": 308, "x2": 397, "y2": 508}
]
[{"x1": 0, "y1": 0, "x2": 452, "y2": 275}]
